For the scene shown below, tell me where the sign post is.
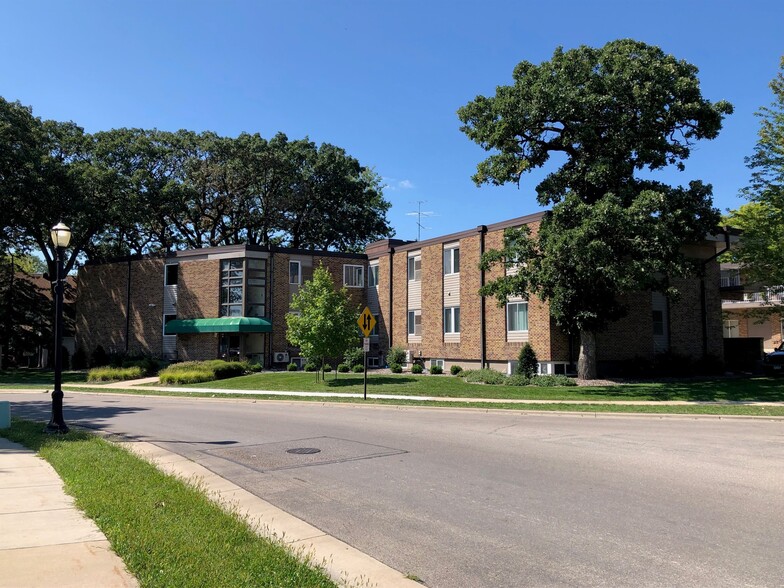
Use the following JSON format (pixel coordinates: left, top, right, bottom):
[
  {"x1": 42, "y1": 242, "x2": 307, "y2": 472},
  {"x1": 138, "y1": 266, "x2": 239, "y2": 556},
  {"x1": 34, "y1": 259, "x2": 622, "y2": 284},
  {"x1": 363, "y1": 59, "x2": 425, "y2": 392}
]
[{"x1": 357, "y1": 307, "x2": 376, "y2": 400}]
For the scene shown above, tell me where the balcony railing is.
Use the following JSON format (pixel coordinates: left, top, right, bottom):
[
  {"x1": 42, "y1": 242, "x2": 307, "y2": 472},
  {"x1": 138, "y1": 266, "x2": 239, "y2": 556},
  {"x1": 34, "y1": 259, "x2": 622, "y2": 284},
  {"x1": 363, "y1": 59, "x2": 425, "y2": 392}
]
[
  {"x1": 743, "y1": 290, "x2": 784, "y2": 303},
  {"x1": 720, "y1": 274, "x2": 742, "y2": 287}
]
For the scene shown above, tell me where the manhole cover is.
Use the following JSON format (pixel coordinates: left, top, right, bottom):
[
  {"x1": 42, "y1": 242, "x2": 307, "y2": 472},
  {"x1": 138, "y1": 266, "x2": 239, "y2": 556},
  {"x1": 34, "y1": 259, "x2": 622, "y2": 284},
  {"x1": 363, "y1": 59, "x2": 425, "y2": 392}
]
[{"x1": 287, "y1": 447, "x2": 321, "y2": 455}]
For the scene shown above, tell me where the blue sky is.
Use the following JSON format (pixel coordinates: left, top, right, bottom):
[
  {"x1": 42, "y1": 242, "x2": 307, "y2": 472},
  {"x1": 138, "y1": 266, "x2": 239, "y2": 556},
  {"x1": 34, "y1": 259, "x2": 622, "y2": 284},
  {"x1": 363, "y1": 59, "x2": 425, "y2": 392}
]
[{"x1": 2, "y1": 1, "x2": 782, "y2": 242}]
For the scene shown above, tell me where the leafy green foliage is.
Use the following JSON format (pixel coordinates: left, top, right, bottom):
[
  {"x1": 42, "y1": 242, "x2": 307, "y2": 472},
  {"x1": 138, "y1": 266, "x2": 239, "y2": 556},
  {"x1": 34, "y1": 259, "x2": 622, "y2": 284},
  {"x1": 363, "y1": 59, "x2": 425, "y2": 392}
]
[
  {"x1": 463, "y1": 369, "x2": 507, "y2": 385},
  {"x1": 389, "y1": 363, "x2": 403, "y2": 373},
  {"x1": 504, "y1": 375, "x2": 530, "y2": 386},
  {"x1": 285, "y1": 266, "x2": 360, "y2": 374},
  {"x1": 411, "y1": 363, "x2": 423, "y2": 374},
  {"x1": 158, "y1": 360, "x2": 246, "y2": 384},
  {"x1": 343, "y1": 346, "x2": 364, "y2": 368},
  {"x1": 516, "y1": 343, "x2": 538, "y2": 378},
  {"x1": 430, "y1": 365, "x2": 443, "y2": 375},
  {"x1": 352, "y1": 364, "x2": 364, "y2": 373},
  {"x1": 450, "y1": 365, "x2": 463, "y2": 375},
  {"x1": 286, "y1": 362, "x2": 298, "y2": 371},
  {"x1": 726, "y1": 57, "x2": 784, "y2": 288},
  {"x1": 387, "y1": 346, "x2": 406, "y2": 366},
  {"x1": 531, "y1": 375, "x2": 577, "y2": 387},
  {"x1": 337, "y1": 363, "x2": 350, "y2": 373},
  {"x1": 459, "y1": 40, "x2": 731, "y2": 378}
]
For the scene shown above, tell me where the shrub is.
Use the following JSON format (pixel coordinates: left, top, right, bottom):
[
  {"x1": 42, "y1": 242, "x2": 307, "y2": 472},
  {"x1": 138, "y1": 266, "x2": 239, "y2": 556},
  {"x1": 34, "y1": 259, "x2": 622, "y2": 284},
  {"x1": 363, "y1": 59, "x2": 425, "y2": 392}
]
[
  {"x1": 287, "y1": 362, "x2": 298, "y2": 371},
  {"x1": 122, "y1": 356, "x2": 161, "y2": 376},
  {"x1": 463, "y1": 368, "x2": 506, "y2": 385},
  {"x1": 430, "y1": 365, "x2": 443, "y2": 375},
  {"x1": 246, "y1": 362, "x2": 263, "y2": 373},
  {"x1": 352, "y1": 364, "x2": 365, "y2": 373},
  {"x1": 203, "y1": 360, "x2": 246, "y2": 380},
  {"x1": 387, "y1": 346, "x2": 406, "y2": 367},
  {"x1": 159, "y1": 369, "x2": 215, "y2": 385},
  {"x1": 411, "y1": 363, "x2": 423, "y2": 374},
  {"x1": 450, "y1": 365, "x2": 463, "y2": 376},
  {"x1": 90, "y1": 345, "x2": 109, "y2": 368},
  {"x1": 87, "y1": 366, "x2": 145, "y2": 382},
  {"x1": 530, "y1": 375, "x2": 577, "y2": 387},
  {"x1": 71, "y1": 347, "x2": 88, "y2": 370},
  {"x1": 337, "y1": 363, "x2": 350, "y2": 373},
  {"x1": 158, "y1": 360, "x2": 246, "y2": 382},
  {"x1": 344, "y1": 347, "x2": 364, "y2": 368},
  {"x1": 516, "y1": 343, "x2": 538, "y2": 378},
  {"x1": 504, "y1": 374, "x2": 530, "y2": 386},
  {"x1": 323, "y1": 365, "x2": 332, "y2": 373},
  {"x1": 389, "y1": 363, "x2": 403, "y2": 373},
  {"x1": 304, "y1": 362, "x2": 319, "y2": 372}
]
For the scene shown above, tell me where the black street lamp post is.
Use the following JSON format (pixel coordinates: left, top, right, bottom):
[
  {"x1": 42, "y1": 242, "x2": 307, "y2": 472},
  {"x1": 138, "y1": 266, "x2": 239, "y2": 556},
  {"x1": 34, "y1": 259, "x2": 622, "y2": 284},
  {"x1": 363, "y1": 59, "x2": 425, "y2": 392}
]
[{"x1": 45, "y1": 222, "x2": 71, "y2": 434}]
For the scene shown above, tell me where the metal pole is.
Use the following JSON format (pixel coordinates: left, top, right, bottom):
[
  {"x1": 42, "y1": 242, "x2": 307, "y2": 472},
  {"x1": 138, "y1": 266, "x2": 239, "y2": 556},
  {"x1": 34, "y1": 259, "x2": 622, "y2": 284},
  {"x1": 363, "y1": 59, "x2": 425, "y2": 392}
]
[
  {"x1": 363, "y1": 349, "x2": 368, "y2": 400},
  {"x1": 45, "y1": 246, "x2": 68, "y2": 433}
]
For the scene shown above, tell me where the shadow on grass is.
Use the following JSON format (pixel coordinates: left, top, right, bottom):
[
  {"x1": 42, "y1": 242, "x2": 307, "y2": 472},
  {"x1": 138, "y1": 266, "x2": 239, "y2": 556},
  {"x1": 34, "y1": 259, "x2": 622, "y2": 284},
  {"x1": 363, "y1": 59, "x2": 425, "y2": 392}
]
[
  {"x1": 576, "y1": 377, "x2": 784, "y2": 402},
  {"x1": 0, "y1": 369, "x2": 87, "y2": 385},
  {"x1": 324, "y1": 376, "x2": 418, "y2": 388}
]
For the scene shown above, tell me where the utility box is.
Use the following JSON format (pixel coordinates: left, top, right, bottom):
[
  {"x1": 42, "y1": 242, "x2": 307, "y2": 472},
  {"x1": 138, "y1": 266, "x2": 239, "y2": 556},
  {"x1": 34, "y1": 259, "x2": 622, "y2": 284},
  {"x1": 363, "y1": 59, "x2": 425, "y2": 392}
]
[{"x1": 0, "y1": 401, "x2": 10, "y2": 429}]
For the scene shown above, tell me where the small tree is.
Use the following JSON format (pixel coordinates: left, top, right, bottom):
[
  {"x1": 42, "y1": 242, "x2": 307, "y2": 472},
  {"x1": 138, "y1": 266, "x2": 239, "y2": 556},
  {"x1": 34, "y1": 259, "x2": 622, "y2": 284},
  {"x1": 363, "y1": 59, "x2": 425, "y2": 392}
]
[
  {"x1": 516, "y1": 343, "x2": 538, "y2": 379},
  {"x1": 285, "y1": 264, "x2": 360, "y2": 380}
]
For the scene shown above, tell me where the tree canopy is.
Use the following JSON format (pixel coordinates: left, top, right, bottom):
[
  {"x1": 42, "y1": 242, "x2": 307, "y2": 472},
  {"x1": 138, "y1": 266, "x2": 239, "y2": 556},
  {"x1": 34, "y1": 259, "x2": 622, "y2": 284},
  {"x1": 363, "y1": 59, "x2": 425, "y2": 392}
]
[
  {"x1": 285, "y1": 265, "x2": 360, "y2": 376},
  {"x1": 725, "y1": 57, "x2": 784, "y2": 289},
  {"x1": 0, "y1": 97, "x2": 393, "y2": 275},
  {"x1": 459, "y1": 39, "x2": 732, "y2": 378}
]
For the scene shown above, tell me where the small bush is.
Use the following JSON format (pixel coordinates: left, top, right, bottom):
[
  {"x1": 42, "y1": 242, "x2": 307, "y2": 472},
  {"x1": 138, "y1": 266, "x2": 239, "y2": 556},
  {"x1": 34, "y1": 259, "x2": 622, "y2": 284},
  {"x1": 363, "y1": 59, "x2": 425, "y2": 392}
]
[
  {"x1": 530, "y1": 375, "x2": 577, "y2": 387},
  {"x1": 450, "y1": 365, "x2": 463, "y2": 376},
  {"x1": 430, "y1": 365, "x2": 443, "y2": 375},
  {"x1": 411, "y1": 363, "x2": 423, "y2": 374},
  {"x1": 323, "y1": 365, "x2": 332, "y2": 373},
  {"x1": 352, "y1": 364, "x2": 365, "y2": 373},
  {"x1": 344, "y1": 347, "x2": 364, "y2": 368},
  {"x1": 337, "y1": 363, "x2": 350, "y2": 373},
  {"x1": 463, "y1": 368, "x2": 506, "y2": 385},
  {"x1": 387, "y1": 346, "x2": 406, "y2": 367},
  {"x1": 203, "y1": 360, "x2": 246, "y2": 380},
  {"x1": 122, "y1": 356, "x2": 161, "y2": 376},
  {"x1": 504, "y1": 374, "x2": 530, "y2": 386},
  {"x1": 87, "y1": 366, "x2": 145, "y2": 382},
  {"x1": 304, "y1": 362, "x2": 319, "y2": 372},
  {"x1": 286, "y1": 362, "x2": 298, "y2": 371},
  {"x1": 389, "y1": 363, "x2": 403, "y2": 374},
  {"x1": 246, "y1": 362, "x2": 263, "y2": 373},
  {"x1": 517, "y1": 343, "x2": 538, "y2": 378},
  {"x1": 159, "y1": 369, "x2": 215, "y2": 385},
  {"x1": 90, "y1": 345, "x2": 109, "y2": 368}
]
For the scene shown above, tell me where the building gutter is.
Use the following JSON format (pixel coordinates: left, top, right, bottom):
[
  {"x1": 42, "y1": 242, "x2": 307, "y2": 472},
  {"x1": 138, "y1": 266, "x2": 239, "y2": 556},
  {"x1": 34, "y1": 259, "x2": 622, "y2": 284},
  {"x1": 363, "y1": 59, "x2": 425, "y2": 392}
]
[
  {"x1": 388, "y1": 247, "x2": 395, "y2": 351},
  {"x1": 477, "y1": 225, "x2": 488, "y2": 369}
]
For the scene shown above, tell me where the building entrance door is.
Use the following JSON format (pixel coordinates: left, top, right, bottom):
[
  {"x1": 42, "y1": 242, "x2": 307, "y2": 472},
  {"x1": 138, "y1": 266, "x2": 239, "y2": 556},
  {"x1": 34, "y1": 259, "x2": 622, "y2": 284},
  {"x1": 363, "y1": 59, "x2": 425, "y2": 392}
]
[{"x1": 219, "y1": 334, "x2": 242, "y2": 361}]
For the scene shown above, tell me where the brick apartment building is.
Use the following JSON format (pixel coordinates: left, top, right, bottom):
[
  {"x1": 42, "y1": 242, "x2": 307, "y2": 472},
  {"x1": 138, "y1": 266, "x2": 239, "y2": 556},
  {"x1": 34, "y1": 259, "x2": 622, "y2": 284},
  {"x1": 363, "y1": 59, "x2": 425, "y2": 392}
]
[
  {"x1": 75, "y1": 245, "x2": 367, "y2": 367},
  {"x1": 75, "y1": 212, "x2": 728, "y2": 375},
  {"x1": 366, "y1": 212, "x2": 727, "y2": 375}
]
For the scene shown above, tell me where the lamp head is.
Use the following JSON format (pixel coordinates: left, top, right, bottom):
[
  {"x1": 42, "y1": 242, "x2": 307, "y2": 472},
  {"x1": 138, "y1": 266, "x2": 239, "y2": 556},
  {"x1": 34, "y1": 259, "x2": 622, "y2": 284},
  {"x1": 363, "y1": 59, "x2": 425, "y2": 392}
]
[{"x1": 50, "y1": 222, "x2": 71, "y2": 248}]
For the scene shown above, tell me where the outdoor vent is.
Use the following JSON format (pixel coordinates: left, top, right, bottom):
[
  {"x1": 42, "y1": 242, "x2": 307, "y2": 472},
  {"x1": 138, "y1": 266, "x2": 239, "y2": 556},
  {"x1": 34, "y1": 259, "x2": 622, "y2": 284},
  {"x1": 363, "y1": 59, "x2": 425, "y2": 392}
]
[{"x1": 273, "y1": 351, "x2": 290, "y2": 363}]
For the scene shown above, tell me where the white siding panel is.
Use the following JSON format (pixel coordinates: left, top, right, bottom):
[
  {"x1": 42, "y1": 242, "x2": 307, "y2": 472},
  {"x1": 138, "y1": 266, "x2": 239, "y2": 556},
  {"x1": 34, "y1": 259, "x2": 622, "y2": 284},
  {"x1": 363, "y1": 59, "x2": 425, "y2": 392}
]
[
  {"x1": 163, "y1": 285, "x2": 178, "y2": 315},
  {"x1": 408, "y1": 280, "x2": 421, "y2": 310},
  {"x1": 443, "y1": 273, "x2": 460, "y2": 306}
]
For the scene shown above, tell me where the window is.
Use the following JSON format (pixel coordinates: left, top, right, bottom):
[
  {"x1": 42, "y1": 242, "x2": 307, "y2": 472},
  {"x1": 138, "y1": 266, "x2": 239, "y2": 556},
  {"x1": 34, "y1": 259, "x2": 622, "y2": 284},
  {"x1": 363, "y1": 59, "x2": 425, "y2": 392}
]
[
  {"x1": 430, "y1": 359, "x2": 444, "y2": 369},
  {"x1": 723, "y1": 319, "x2": 739, "y2": 338},
  {"x1": 369, "y1": 264, "x2": 379, "y2": 287},
  {"x1": 289, "y1": 261, "x2": 301, "y2": 285},
  {"x1": 344, "y1": 264, "x2": 364, "y2": 288},
  {"x1": 408, "y1": 256, "x2": 421, "y2": 281},
  {"x1": 408, "y1": 309, "x2": 422, "y2": 336},
  {"x1": 368, "y1": 356, "x2": 380, "y2": 368},
  {"x1": 507, "y1": 302, "x2": 529, "y2": 332},
  {"x1": 443, "y1": 247, "x2": 460, "y2": 275},
  {"x1": 444, "y1": 306, "x2": 460, "y2": 334},
  {"x1": 164, "y1": 264, "x2": 178, "y2": 286},
  {"x1": 220, "y1": 259, "x2": 244, "y2": 317},
  {"x1": 246, "y1": 258, "x2": 267, "y2": 317},
  {"x1": 652, "y1": 310, "x2": 665, "y2": 336}
]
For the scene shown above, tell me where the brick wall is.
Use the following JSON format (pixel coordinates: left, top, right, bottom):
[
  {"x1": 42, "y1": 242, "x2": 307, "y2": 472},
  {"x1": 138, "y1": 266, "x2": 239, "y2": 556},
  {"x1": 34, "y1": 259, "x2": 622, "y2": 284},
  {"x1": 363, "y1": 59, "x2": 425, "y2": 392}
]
[
  {"x1": 177, "y1": 259, "x2": 220, "y2": 319},
  {"x1": 127, "y1": 258, "x2": 165, "y2": 356},
  {"x1": 75, "y1": 262, "x2": 131, "y2": 356}
]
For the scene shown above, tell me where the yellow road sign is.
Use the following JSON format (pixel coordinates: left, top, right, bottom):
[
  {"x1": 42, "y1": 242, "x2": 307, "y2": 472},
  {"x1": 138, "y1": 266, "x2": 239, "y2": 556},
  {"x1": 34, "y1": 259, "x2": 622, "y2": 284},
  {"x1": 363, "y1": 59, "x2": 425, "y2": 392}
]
[{"x1": 358, "y1": 306, "x2": 376, "y2": 337}]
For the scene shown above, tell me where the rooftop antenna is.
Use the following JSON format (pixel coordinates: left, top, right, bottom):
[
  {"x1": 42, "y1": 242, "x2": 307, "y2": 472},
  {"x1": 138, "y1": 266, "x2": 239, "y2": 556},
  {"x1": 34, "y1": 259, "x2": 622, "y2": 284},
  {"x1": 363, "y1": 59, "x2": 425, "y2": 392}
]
[{"x1": 406, "y1": 200, "x2": 435, "y2": 241}]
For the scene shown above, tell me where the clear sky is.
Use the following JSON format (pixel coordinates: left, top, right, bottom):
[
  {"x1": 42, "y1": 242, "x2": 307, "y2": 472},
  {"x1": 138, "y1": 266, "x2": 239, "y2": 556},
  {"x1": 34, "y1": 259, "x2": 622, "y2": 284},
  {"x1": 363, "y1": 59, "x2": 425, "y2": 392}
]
[{"x1": 2, "y1": 0, "x2": 782, "y2": 243}]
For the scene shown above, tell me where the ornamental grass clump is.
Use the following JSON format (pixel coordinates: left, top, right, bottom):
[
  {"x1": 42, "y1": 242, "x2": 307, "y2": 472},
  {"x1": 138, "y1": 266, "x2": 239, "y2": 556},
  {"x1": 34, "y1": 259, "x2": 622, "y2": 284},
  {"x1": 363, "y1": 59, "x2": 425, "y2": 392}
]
[
  {"x1": 159, "y1": 369, "x2": 215, "y2": 385},
  {"x1": 87, "y1": 366, "x2": 145, "y2": 382},
  {"x1": 462, "y1": 368, "x2": 507, "y2": 385}
]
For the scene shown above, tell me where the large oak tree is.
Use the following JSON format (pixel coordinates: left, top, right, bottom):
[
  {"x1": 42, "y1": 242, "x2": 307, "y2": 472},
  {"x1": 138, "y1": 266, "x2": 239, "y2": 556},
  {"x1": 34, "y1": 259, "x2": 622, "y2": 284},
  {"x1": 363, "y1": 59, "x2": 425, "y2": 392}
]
[{"x1": 458, "y1": 39, "x2": 732, "y2": 379}]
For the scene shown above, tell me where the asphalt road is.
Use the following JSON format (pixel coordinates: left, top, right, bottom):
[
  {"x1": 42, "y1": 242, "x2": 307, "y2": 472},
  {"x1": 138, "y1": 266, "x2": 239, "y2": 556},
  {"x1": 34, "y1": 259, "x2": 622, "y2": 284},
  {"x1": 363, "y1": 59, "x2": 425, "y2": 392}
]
[{"x1": 5, "y1": 391, "x2": 784, "y2": 587}]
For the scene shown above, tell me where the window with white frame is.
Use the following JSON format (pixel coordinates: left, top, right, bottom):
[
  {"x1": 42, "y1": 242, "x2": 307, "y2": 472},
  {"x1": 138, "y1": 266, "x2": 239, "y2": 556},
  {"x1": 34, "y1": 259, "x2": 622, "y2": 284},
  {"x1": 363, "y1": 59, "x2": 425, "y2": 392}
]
[
  {"x1": 368, "y1": 356, "x2": 380, "y2": 368},
  {"x1": 443, "y1": 246, "x2": 460, "y2": 275},
  {"x1": 444, "y1": 306, "x2": 460, "y2": 334},
  {"x1": 723, "y1": 319, "x2": 739, "y2": 338},
  {"x1": 407, "y1": 255, "x2": 421, "y2": 281},
  {"x1": 408, "y1": 309, "x2": 422, "y2": 336},
  {"x1": 368, "y1": 264, "x2": 379, "y2": 287},
  {"x1": 507, "y1": 301, "x2": 529, "y2": 332},
  {"x1": 344, "y1": 264, "x2": 364, "y2": 288},
  {"x1": 430, "y1": 359, "x2": 444, "y2": 369},
  {"x1": 289, "y1": 261, "x2": 301, "y2": 285}
]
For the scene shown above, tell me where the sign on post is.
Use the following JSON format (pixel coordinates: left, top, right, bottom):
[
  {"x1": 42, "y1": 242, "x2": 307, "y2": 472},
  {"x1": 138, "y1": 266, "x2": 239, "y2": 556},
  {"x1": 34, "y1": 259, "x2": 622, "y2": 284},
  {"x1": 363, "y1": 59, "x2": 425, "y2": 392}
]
[
  {"x1": 358, "y1": 306, "x2": 376, "y2": 337},
  {"x1": 363, "y1": 337, "x2": 371, "y2": 352}
]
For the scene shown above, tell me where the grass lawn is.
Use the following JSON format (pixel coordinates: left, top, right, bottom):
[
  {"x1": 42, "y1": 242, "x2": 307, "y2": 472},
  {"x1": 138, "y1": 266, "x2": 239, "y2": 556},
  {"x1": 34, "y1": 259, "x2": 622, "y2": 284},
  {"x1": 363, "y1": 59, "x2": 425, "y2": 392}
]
[
  {"x1": 174, "y1": 371, "x2": 784, "y2": 403},
  {"x1": 1, "y1": 419, "x2": 336, "y2": 588},
  {"x1": 0, "y1": 369, "x2": 87, "y2": 388}
]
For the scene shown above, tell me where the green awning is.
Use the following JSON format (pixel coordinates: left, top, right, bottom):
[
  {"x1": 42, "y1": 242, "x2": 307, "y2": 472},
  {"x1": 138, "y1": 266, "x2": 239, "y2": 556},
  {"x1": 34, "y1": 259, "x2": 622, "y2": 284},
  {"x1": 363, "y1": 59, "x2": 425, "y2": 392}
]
[{"x1": 165, "y1": 317, "x2": 272, "y2": 335}]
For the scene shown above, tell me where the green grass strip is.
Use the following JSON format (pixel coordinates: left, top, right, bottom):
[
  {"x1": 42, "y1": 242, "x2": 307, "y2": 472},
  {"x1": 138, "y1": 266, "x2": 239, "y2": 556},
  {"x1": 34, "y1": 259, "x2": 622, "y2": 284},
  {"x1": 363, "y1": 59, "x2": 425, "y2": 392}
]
[{"x1": 2, "y1": 419, "x2": 336, "y2": 588}]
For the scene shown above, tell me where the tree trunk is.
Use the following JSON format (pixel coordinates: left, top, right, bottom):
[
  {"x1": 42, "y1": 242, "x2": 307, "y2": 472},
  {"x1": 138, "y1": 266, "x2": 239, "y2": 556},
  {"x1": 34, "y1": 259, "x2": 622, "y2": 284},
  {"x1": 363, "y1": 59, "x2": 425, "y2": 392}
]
[{"x1": 577, "y1": 330, "x2": 598, "y2": 380}]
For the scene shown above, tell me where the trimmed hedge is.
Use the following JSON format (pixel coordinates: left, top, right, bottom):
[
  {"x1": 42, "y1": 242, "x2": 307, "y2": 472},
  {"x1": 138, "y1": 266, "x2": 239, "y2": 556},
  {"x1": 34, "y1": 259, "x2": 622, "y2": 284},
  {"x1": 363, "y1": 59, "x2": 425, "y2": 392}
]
[
  {"x1": 430, "y1": 365, "x2": 443, "y2": 375},
  {"x1": 286, "y1": 363, "x2": 298, "y2": 371},
  {"x1": 450, "y1": 365, "x2": 463, "y2": 376},
  {"x1": 411, "y1": 363, "x2": 423, "y2": 374},
  {"x1": 462, "y1": 369, "x2": 507, "y2": 385},
  {"x1": 352, "y1": 364, "x2": 364, "y2": 373},
  {"x1": 389, "y1": 363, "x2": 403, "y2": 374},
  {"x1": 337, "y1": 363, "x2": 350, "y2": 373},
  {"x1": 159, "y1": 360, "x2": 247, "y2": 385}
]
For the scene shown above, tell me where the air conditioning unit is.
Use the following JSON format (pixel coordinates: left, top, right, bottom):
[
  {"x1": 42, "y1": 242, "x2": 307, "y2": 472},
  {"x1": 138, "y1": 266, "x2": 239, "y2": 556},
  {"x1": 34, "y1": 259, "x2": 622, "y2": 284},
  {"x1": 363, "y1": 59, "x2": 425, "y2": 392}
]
[{"x1": 273, "y1": 351, "x2": 290, "y2": 363}]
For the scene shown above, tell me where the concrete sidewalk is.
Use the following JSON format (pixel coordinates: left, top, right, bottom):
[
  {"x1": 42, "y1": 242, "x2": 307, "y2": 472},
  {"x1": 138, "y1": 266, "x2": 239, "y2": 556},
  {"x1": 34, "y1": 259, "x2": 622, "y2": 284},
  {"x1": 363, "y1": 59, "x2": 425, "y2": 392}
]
[{"x1": 0, "y1": 437, "x2": 138, "y2": 588}]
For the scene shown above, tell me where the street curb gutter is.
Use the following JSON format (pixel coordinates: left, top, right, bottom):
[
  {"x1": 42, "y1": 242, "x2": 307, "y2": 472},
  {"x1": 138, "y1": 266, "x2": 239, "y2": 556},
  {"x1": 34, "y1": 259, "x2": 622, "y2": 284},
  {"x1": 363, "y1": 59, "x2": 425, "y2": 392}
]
[{"x1": 121, "y1": 442, "x2": 422, "y2": 588}]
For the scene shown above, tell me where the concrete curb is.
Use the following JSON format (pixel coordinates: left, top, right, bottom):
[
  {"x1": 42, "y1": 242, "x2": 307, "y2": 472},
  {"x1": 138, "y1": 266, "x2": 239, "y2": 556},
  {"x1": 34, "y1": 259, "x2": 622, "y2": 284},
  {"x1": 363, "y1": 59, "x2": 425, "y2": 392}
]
[{"x1": 121, "y1": 441, "x2": 422, "y2": 588}]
